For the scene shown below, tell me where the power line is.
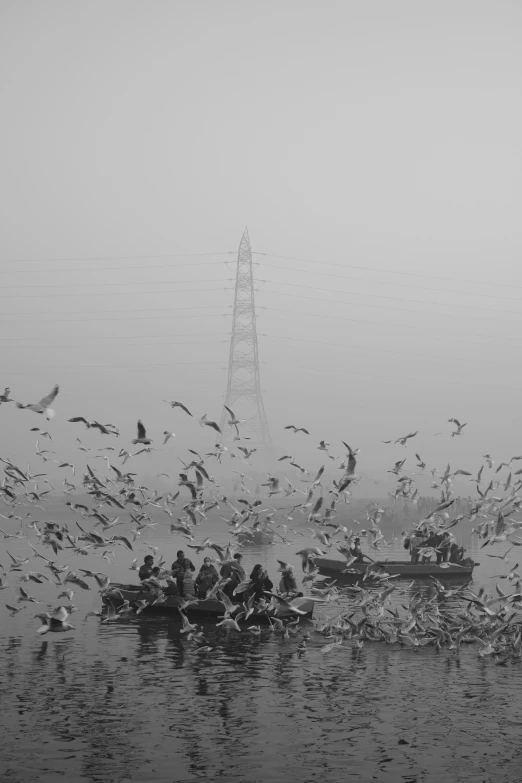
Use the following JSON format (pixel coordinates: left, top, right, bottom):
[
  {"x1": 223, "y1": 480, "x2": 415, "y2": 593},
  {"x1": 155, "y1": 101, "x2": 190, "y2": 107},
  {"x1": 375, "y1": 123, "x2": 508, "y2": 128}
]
[
  {"x1": 1, "y1": 337, "x2": 229, "y2": 348},
  {"x1": 0, "y1": 285, "x2": 229, "y2": 299},
  {"x1": 257, "y1": 278, "x2": 522, "y2": 317},
  {"x1": 256, "y1": 262, "x2": 522, "y2": 304},
  {"x1": 0, "y1": 251, "x2": 233, "y2": 264},
  {"x1": 0, "y1": 332, "x2": 229, "y2": 343},
  {"x1": 265, "y1": 361, "x2": 511, "y2": 390},
  {"x1": 258, "y1": 306, "x2": 521, "y2": 345},
  {"x1": 255, "y1": 288, "x2": 522, "y2": 326},
  {"x1": 259, "y1": 332, "x2": 507, "y2": 368},
  {"x1": 3, "y1": 359, "x2": 227, "y2": 373},
  {"x1": 258, "y1": 252, "x2": 522, "y2": 292},
  {"x1": 0, "y1": 277, "x2": 230, "y2": 290},
  {"x1": 0, "y1": 261, "x2": 230, "y2": 275},
  {"x1": 0, "y1": 304, "x2": 230, "y2": 319}
]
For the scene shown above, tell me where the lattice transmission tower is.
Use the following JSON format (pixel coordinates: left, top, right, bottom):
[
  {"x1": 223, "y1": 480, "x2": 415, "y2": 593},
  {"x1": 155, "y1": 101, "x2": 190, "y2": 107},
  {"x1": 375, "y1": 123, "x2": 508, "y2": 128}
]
[{"x1": 220, "y1": 228, "x2": 271, "y2": 446}]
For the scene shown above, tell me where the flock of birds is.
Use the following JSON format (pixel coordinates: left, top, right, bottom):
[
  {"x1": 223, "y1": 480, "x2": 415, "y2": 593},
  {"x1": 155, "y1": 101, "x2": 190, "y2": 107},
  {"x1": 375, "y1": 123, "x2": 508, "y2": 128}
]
[{"x1": 1, "y1": 384, "x2": 522, "y2": 662}]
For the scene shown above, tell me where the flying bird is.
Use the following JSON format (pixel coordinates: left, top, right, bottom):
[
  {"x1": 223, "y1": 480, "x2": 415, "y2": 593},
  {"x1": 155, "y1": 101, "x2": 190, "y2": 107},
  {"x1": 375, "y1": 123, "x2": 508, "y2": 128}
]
[
  {"x1": 448, "y1": 418, "x2": 467, "y2": 437},
  {"x1": 35, "y1": 606, "x2": 75, "y2": 634},
  {"x1": 16, "y1": 384, "x2": 59, "y2": 419},
  {"x1": 284, "y1": 425, "x2": 309, "y2": 434},
  {"x1": 0, "y1": 387, "x2": 12, "y2": 403},
  {"x1": 224, "y1": 406, "x2": 244, "y2": 426},
  {"x1": 164, "y1": 400, "x2": 193, "y2": 416},
  {"x1": 199, "y1": 414, "x2": 222, "y2": 434},
  {"x1": 132, "y1": 420, "x2": 152, "y2": 445}
]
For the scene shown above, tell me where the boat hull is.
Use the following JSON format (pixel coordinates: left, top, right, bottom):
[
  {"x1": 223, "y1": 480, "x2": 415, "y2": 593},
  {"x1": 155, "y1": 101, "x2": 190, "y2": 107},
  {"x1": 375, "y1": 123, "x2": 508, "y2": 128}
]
[
  {"x1": 102, "y1": 584, "x2": 314, "y2": 620},
  {"x1": 314, "y1": 558, "x2": 475, "y2": 580}
]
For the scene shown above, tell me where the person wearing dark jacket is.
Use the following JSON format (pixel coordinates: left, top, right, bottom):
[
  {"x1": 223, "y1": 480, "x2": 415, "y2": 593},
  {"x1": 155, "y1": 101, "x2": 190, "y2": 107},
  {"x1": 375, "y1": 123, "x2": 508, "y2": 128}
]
[
  {"x1": 195, "y1": 558, "x2": 220, "y2": 598},
  {"x1": 248, "y1": 564, "x2": 273, "y2": 601},
  {"x1": 221, "y1": 553, "x2": 246, "y2": 599},
  {"x1": 171, "y1": 550, "x2": 195, "y2": 596}
]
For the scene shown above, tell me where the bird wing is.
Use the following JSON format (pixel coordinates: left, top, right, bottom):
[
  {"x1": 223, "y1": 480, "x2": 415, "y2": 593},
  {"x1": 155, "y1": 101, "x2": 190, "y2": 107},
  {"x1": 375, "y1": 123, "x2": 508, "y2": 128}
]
[
  {"x1": 53, "y1": 606, "x2": 69, "y2": 621},
  {"x1": 137, "y1": 420, "x2": 146, "y2": 439},
  {"x1": 68, "y1": 417, "x2": 89, "y2": 425},
  {"x1": 224, "y1": 405, "x2": 235, "y2": 419},
  {"x1": 38, "y1": 385, "x2": 59, "y2": 408}
]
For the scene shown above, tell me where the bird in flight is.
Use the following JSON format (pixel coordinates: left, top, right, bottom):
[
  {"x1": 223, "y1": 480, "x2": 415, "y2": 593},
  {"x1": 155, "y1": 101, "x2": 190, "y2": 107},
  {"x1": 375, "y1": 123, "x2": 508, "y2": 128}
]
[
  {"x1": 68, "y1": 417, "x2": 118, "y2": 435},
  {"x1": 164, "y1": 400, "x2": 193, "y2": 416},
  {"x1": 132, "y1": 420, "x2": 152, "y2": 445},
  {"x1": 16, "y1": 384, "x2": 59, "y2": 419},
  {"x1": 35, "y1": 606, "x2": 75, "y2": 634},
  {"x1": 199, "y1": 414, "x2": 222, "y2": 434},
  {"x1": 448, "y1": 418, "x2": 467, "y2": 437},
  {"x1": 0, "y1": 387, "x2": 12, "y2": 403},
  {"x1": 284, "y1": 425, "x2": 309, "y2": 434}
]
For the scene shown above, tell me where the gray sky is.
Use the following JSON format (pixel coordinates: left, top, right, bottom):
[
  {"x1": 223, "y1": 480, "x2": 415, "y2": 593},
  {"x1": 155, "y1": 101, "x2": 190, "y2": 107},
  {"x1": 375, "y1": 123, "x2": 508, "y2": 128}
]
[{"x1": 1, "y1": 1, "x2": 522, "y2": 492}]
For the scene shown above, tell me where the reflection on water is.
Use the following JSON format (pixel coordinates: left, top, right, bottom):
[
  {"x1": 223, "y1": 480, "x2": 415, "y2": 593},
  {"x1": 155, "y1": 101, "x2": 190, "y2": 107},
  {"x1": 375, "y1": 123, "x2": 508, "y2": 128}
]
[{"x1": 1, "y1": 515, "x2": 521, "y2": 782}]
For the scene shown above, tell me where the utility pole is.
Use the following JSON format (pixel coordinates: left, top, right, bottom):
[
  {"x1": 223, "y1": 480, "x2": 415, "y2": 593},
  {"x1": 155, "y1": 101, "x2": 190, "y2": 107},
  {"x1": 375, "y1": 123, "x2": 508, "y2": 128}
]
[{"x1": 220, "y1": 228, "x2": 271, "y2": 446}]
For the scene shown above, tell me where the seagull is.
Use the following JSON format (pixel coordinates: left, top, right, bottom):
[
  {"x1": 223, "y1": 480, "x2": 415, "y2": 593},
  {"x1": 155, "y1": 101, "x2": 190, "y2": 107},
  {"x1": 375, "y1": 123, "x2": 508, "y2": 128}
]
[
  {"x1": 448, "y1": 418, "x2": 467, "y2": 437},
  {"x1": 284, "y1": 425, "x2": 309, "y2": 434},
  {"x1": 387, "y1": 459, "x2": 406, "y2": 475},
  {"x1": 216, "y1": 617, "x2": 242, "y2": 632},
  {"x1": 16, "y1": 384, "x2": 59, "y2": 419},
  {"x1": 162, "y1": 431, "x2": 176, "y2": 444},
  {"x1": 0, "y1": 387, "x2": 13, "y2": 403},
  {"x1": 224, "y1": 406, "x2": 244, "y2": 426},
  {"x1": 238, "y1": 446, "x2": 257, "y2": 459},
  {"x1": 199, "y1": 414, "x2": 222, "y2": 434},
  {"x1": 164, "y1": 400, "x2": 193, "y2": 416},
  {"x1": 35, "y1": 606, "x2": 75, "y2": 634},
  {"x1": 132, "y1": 420, "x2": 152, "y2": 445},
  {"x1": 68, "y1": 417, "x2": 118, "y2": 435},
  {"x1": 394, "y1": 431, "x2": 418, "y2": 446},
  {"x1": 318, "y1": 441, "x2": 330, "y2": 451}
]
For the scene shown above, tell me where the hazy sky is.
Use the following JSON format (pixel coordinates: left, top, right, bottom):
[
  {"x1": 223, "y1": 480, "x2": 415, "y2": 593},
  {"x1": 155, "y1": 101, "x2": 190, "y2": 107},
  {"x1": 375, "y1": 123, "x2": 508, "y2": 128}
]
[{"x1": 1, "y1": 1, "x2": 522, "y2": 493}]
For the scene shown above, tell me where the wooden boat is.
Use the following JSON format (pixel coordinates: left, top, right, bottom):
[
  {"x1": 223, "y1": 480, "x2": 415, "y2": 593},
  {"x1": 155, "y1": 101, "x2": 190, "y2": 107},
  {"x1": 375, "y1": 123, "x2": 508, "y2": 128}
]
[
  {"x1": 102, "y1": 583, "x2": 315, "y2": 621},
  {"x1": 236, "y1": 529, "x2": 275, "y2": 545},
  {"x1": 314, "y1": 557, "x2": 476, "y2": 580}
]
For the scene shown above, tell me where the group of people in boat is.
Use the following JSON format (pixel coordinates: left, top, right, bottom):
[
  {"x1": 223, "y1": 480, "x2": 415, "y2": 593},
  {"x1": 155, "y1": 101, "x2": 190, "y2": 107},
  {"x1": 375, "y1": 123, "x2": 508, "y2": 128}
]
[
  {"x1": 403, "y1": 527, "x2": 470, "y2": 565},
  {"x1": 137, "y1": 549, "x2": 303, "y2": 602}
]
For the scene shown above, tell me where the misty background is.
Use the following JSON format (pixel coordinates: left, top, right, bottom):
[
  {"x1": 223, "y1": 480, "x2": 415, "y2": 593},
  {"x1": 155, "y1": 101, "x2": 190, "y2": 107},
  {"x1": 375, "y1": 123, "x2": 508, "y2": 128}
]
[{"x1": 1, "y1": 1, "x2": 521, "y2": 497}]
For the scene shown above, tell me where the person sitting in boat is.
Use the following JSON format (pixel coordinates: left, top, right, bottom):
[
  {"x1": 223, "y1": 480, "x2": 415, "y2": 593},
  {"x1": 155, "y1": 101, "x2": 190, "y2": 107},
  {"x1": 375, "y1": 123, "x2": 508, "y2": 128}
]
[
  {"x1": 171, "y1": 550, "x2": 196, "y2": 596},
  {"x1": 448, "y1": 543, "x2": 465, "y2": 563},
  {"x1": 436, "y1": 532, "x2": 452, "y2": 564},
  {"x1": 278, "y1": 565, "x2": 302, "y2": 599},
  {"x1": 195, "y1": 557, "x2": 220, "y2": 599},
  {"x1": 163, "y1": 576, "x2": 179, "y2": 597},
  {"x1": 138, "y1": 555, "x2": 154, "y2": 581},
  {"x1": 248, "y1": 564, "x2": 274, "y2": 601},
  {"x1": 349, "y1": 538, "x2": 372, "y2": 564},
  {"x1": 182, "y1": 570, "x2": 197, "y2": 599},
  {"x1": 221, "y1": 553, "x2": 246, "y2": 598}
]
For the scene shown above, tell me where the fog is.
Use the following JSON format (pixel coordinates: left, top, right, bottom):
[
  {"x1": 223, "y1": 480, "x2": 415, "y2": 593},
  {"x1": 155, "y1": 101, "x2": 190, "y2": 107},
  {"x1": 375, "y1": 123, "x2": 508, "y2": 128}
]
[{"x1": 1, "y1": 1, "x2": 522, "y2": 495}]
